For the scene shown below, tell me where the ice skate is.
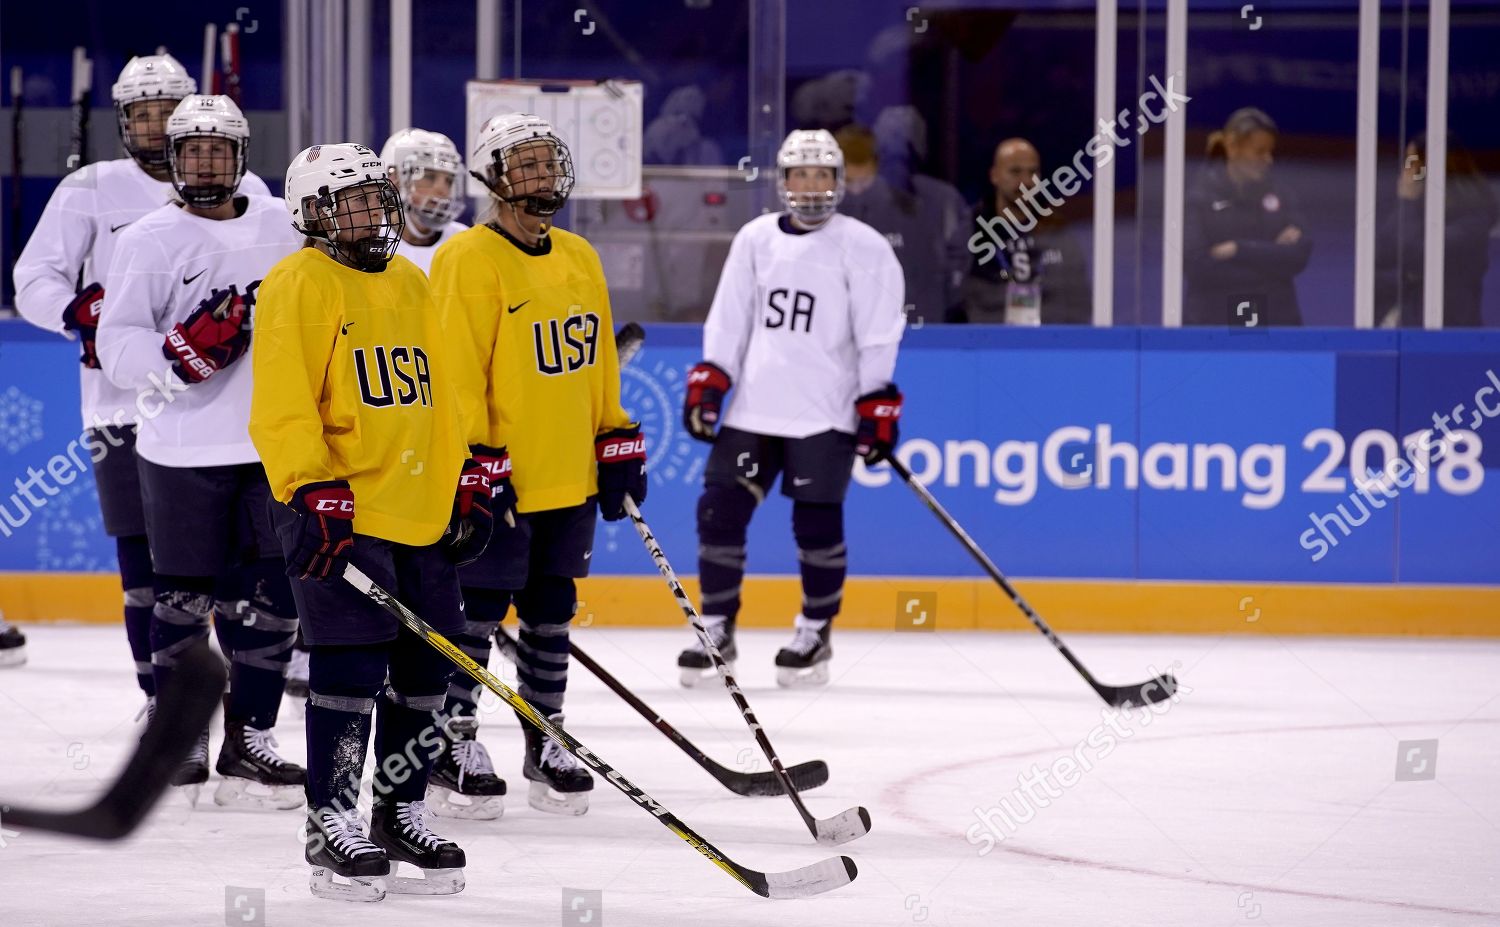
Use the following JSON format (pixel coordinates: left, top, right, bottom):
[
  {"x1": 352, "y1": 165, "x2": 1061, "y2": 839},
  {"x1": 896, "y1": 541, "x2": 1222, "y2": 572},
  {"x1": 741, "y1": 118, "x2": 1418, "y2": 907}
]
[
  {"x1": 172, "y1": 729, "x2": 211, "y2": 807},
  {"x1": 213, "y1": 721, "x2": 306, "y2": 810},
  {"x1": 0, "y1": 616, "x2": 27, "y2": 668},
  {"x1": 306, "y1": 806, "x2": 389, "y2": 903},
  {"x1": 775, "y1": 614, "x2": 832, "y2": 688},
  {"x1": 426, "y1": 716, "x2": 506, "y2": 820},
  {"x1": 676, "y1": 614, "x2": 735, "y2": 687},
  {"x1": 369, "y1": 799, "x2": 466, "y2": 895},
  {"x1": 522, "y1": 712, "x2": 593, "y2": 815}
]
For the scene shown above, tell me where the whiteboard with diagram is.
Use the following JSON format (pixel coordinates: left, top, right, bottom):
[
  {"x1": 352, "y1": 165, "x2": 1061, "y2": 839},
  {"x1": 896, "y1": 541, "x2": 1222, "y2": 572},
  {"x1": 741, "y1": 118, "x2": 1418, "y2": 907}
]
[{"x1": 465, "y1": 79, "x2": 644, "y2": 200}]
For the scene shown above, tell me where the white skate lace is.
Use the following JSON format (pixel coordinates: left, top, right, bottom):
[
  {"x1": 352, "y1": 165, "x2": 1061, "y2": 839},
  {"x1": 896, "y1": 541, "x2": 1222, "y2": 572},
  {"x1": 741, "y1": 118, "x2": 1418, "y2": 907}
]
[
  {"x1": 396, "y1": 801, "x2": 444, "y2": 850},
  {"x1": 243, "y1": 727, "x2": 289, "y2": 767},
  {"x1": 322, "y1": 808, "x2": 381, "y2": 858},
  {"x1": 786, "y1": 623, "x2": 824, "y2": 657},
  {"x1": 187, "y1": 730, "x2": 210, "y2": 766},
  {"x1": 686, "y1": 617, "x2": 731, "y2": 655},
  {"x1": 133, "y1": 696, "x2": 157, "y2": 725},
  {"x1": 540, "y1": 725, "x2": 581, "y2": 774},
  {"x1": 452, "y1": 739, "x2": 497, "y2": 787}
]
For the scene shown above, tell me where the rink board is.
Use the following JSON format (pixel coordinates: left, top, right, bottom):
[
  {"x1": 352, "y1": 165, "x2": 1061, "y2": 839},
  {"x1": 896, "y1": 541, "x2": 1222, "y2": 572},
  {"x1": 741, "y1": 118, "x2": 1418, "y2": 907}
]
[{"x1": 1, "y1": 322, "x2": 1497, "y2": 634}]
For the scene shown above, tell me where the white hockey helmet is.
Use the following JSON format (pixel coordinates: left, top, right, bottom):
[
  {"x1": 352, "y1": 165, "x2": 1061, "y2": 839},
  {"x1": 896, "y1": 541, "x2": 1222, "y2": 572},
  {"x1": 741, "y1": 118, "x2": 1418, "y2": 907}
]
[
  {"x1": 380, "y1": 128, "x2": 464, "y2": 230},
  {"x1": 470, "y1": 112, "x2": 575, "y2": 217},
  {"x1": 165, "y1": 95, "x2": 249, "y2": 208},
  {"x1": 776, "y1": 129, "x2": 845, "y2": 227},
  {"x1": 285, "y1": 143, "x2": 405, "y2": 272},
  {"x1": 111, "y1": 53, "x2": 198, "y2": 169}
]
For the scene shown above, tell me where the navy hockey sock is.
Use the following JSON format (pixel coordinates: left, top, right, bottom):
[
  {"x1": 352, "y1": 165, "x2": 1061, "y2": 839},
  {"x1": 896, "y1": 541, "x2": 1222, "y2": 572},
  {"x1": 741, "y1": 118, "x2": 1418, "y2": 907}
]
[
  {"x1": 117, "y1": 535, "x2": 156, "y2": 697},
  {"x1": 696, "y1": 483, "x2": 756, "y2": 622},
  {"x1": 306, "y1": 644, "x2": 383, "y2": 810},
  {"x1": 378, "y1": 629, "x2": 457, "y2": 802},
  {"x1": 793, "y1": 501, "x2": 846, "y2": 623},
  {"x1": 514, "y1": 575, "x2": 574, "y2": 715},
  {"x1": 151, "y1": 575, "x2": 217, "y2": 696},
  {"x1": 219, "y1": 559, "x2": 299, "y2": 729},
  {"x1": 444, "y1": 587, "x2": 511, "y2": 720}
]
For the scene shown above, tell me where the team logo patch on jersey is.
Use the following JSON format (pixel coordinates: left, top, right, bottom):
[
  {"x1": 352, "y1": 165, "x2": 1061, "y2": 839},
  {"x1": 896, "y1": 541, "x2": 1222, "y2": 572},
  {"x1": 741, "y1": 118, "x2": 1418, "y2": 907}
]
[
  {"x1": 354, "y1": 345, "x2": 433, "y2": 408},
  {"x1": 533, "y1": 312, "x2": 601, "y2": 376}
]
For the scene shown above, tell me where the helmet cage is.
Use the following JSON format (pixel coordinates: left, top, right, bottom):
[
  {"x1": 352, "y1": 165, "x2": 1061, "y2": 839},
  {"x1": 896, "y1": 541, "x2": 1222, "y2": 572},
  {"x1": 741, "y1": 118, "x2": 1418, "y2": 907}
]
[
  {"x1": 118, "y1": 97, "x2": 187, "y2": 170},
  {"x1": 473, "y1": 135, "x2": 575, "y2": 217},
  {"x1": 167, "y1": 131, "x2": 247, "y2": 208},
  {"x1": 299, "y1": 179, "x2": 406, "y2": 273}
]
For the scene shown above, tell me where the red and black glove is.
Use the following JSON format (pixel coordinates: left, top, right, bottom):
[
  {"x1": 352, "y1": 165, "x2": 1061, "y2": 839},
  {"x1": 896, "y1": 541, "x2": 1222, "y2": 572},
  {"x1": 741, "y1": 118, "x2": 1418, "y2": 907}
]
[
  {"x1": 683, "y1": 361, "x2": 731, "y2": 442},
  {"x1": 854, "y1": 384, "x2": 903, "y2": 464},
  {"x1": 61, "y1": 282, "x2": 105, "y2": 369},
  {"x1": 595, "y1": 424, "x2": 647, "y2": 522},
  {"x1": 162, "y1": 288, "x2": 251, "y2": 383},
  {"x1": 470, "y1": 443, "x2": 516, "y2": 529},
  {"x1": 285, "y1": 480, "x2": 356, "y2": 581},
  {"x1": 444, "y1": 459, "x2": 494, "y2": 565}
]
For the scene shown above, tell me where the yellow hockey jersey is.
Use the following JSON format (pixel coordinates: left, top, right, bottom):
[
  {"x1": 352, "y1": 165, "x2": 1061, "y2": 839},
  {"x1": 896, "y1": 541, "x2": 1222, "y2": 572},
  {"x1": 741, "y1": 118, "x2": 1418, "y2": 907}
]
[
  {"x1": 429, "y1": 223, "x2": 631, "y2": 514},
  {"x1": 249, "y1": 246, "x2": 468, "y2": 547}
]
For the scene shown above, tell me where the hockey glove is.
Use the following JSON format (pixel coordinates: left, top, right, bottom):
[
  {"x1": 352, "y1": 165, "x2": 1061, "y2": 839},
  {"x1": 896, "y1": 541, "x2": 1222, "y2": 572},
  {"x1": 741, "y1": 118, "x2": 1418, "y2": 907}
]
[
  {"x1": 61, "y1": 282, "x2": 106, "y2": 369},
  {"x1": 595, "y1": 424, "x2": 647, "y2": 522},
  {"x1": 443, "y1": 459, "x2": 494, "y2": 566},
  {"x1": 683, "y1": 361, "x2": 731, "y2": 442},
  {"x1": 470, "y1": 443, "x2": 516, "y2": 529},
  {"x1": 854, "y1": 384, "x2": 903, "y2": 464},
  {"x1": 285, "y1": 481, "x2": 356, "y2": 581},
  {"x1": 162, "y1": 288, "x2": 251, "y2": 383}
]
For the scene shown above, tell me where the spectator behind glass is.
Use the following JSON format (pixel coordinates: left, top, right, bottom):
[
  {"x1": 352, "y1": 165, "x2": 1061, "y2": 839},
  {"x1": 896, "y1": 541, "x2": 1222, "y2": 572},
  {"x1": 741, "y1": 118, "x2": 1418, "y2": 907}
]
[
  {"x1": 835, "y1": 123, "x2": 968, "y2": 325},
  {"x1": 1184, "y1": 108, "x2": 1311, "y2": 326},
  {"x1": 956, "y1": 138, "x2": 1090, "y2": 325},
  {"x1": 1375, "y1": 132, "x2": 1499, "y2": 328}
]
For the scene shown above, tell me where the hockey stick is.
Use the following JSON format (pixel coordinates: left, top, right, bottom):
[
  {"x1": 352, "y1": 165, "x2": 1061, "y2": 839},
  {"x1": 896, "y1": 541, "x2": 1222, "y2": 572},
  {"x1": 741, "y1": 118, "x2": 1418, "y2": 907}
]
[
  {"x1": 342, "y1": 563, "x2": 855, "y2": 899},
  {"x1": 2, "y1": 640, "x2": 226, "y2": 839},
  {"x1": 887, "y1": 456, "x2": 1178, "y2": 708},
  {"x1": 615, "y1": 320, "x2": 644, "y2": 366},
  {"x1": 494, "y1": 625, "x2": 829, "y2": 797},
  {"x1": 65, "y1": 47, "x2": 91, "y2": 172},
  {"x1": 622, "y1": 496, "x2": 871, "y2": 846}
]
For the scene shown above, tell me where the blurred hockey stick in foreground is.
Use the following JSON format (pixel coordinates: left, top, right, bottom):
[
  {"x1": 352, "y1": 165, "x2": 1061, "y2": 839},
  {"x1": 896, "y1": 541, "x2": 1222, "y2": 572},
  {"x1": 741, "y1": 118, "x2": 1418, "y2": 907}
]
[
  {"x1": 342, "y1": 563, "x2": 855, "y2": 898},
  {"x1": 888, "y1": 457, "x2": 1178, "y2": 708},
  {"x1": 495, "y1": 625, "x2": 829, "y2": 796},
  {"x1": 623, "y1": 496, "x2": 871, "y2": 846},
  {"x1": 3, "y1": 640, "x2": 226, "y2": 839}
]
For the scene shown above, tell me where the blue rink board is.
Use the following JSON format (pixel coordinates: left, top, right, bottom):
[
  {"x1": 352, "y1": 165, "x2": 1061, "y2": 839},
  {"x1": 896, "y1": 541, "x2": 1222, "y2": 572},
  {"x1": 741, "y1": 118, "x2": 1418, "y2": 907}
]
[{"x1": 1, "y1": 321, "x2": 1497, "y2": 585}]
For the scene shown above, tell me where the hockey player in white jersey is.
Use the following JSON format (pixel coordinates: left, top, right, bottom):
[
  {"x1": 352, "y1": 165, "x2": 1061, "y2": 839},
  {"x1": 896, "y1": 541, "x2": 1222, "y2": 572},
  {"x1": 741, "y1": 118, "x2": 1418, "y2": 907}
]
[
  {"x1": 381, "y1": 128, "x2": 468, "y2": 274},
  {"x1": 13, "y1": 53, "x2": 270, "y2": 697},
  {"x1": 677, "y1": 129, "x2": 905, "y2": 687},
  {"x1": 96, "y1": 94, "x2": 306, "y2": 808}
]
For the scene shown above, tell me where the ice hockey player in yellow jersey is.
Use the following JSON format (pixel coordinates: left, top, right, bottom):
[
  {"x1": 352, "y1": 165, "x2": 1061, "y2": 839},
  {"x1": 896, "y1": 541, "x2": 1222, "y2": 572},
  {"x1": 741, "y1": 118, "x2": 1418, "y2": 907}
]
[
  {"x1": 250, "y1": 142, "x2": 494, "y2": 903},
  {"x1": 426, "y1": 113, "x2": 646, "y2": 817}
]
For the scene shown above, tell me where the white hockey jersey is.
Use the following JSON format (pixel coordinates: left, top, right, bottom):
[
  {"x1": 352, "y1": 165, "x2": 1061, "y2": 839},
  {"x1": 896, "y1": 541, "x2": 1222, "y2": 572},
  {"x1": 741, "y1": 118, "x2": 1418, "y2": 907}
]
[
  {"x1": 400, "y1": 221, "x2": 469, "y2": 275},
  {"x1": 13, "y1": 159, "x2": 272, "y2": 431},
  {"x1": 96, "y1": 195, "x2": 302, "y2": 468},
  {"x1": 704, "y1": 213, "x2": 905, "y2": 438}
]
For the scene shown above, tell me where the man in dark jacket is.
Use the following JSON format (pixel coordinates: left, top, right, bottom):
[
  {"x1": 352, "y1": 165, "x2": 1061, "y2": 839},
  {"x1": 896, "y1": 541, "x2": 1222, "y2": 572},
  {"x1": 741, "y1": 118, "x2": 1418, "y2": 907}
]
[{"x1": 957, "y1": 138, "x2": 1090, "y2": 325}]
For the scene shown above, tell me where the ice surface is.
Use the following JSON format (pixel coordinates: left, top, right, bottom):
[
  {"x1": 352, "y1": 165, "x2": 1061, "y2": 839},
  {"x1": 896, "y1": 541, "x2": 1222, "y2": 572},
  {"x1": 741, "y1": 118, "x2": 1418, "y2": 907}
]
[{"x1": 1, "y1": 624, "x2": 1496, "y2": 925}]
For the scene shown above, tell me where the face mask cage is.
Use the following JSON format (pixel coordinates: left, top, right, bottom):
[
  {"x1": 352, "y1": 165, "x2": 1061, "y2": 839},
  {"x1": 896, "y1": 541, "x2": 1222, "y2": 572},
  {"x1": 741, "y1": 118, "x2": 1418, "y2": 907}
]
[
  {"x1": 474, "y1": 137, "x2": 576, "y2": 217},
  {"x1": 776, "y1": 166, "x2": 845, "y2": 226},
  {"x1": 118, "y1": 97, "x2": 185, "y2": 170},
  {"x1": 302, "y1": 180, "x2": 406, "y2": 272},
  {"x1": 167, "y1": 132, "x2": 248, "y2": 208},
  {"x1": 396, "y1": 161, "x2": 462, "y2": 230}
]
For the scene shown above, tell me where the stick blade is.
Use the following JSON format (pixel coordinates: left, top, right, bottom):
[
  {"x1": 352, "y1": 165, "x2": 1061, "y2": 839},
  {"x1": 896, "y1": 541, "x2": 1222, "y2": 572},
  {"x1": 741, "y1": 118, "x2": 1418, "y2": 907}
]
[
  {"x1": 1098, "y1": 672, "x2": 1179, "y2": 708},
  {"x1": 721, "y1": 760, "x2": 829, "y2": 797},
  {"x1": 748, "y1": 855, "x2": 858, "y2": 899},
  {"x1": 813, "y1": 805, "x2": 872, "y2": 846}
]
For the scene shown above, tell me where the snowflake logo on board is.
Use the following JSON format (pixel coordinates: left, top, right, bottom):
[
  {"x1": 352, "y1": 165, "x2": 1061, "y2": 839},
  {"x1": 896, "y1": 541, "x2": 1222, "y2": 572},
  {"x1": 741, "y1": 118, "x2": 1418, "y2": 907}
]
[{"x1": 0, "y1": 386, "x2": 44, "y2": 454}]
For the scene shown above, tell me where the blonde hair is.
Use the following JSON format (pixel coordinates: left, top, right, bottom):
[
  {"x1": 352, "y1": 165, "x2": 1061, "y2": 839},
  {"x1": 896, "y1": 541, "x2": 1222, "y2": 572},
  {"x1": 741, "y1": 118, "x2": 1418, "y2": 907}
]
[{"x1": 1206, "y1": 107, "x2": 1277, "y2": 160}]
